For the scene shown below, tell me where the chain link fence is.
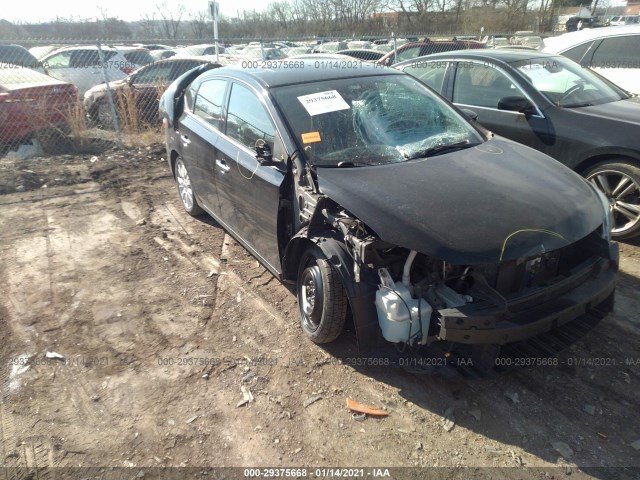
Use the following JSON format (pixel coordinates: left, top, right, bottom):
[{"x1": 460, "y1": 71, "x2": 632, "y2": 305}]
[{"x1": 0, "y1": 32, "x2": 544, "y2": 159}]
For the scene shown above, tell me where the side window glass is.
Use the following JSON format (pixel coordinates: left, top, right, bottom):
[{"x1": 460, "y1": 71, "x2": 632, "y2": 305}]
[
  {"x1": 402, "y1": 61, "x2": 448, "y2": 92},
  {"x1": 453, "y1": 62, "x2": 520, "y2": 108},
  {"x1": 592, "y1": 36, "x2": 640, "y2": 68},
  {"x1": 44, "y1": 51, "x2": 71, "y2": 69},
  {"x1": 395, "y1": 46, "x2": 421, "y2": 63},
  {"x1": 70, "y1": 50, "x2": 102, "y2": 68},
  {"x1": 193, "y1": 79, "x2": 227, "y2": 129},
  {"x1": 564, "y1": 41, "x2": 595, "y2": 65},
  {"x1": 226, "y1": 83, "x2": 275, "y2": 150},
  {"x1": 133, "y1": 63, "x2": 176, "y2": 85}
]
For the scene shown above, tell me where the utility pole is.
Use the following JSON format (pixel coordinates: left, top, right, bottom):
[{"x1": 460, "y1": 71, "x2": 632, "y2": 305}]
[{"x1": 209, "y1": 0, "x2": 220, "y2": 61}]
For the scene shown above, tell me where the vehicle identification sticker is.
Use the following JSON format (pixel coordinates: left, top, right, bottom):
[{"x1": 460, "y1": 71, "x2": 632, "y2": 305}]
[
  {"x1": 301, "y1": 131, "x2": 321, "y2": 144},
  {"x1": 297, "y1": 90, "x2": 350, "y2": 116}
]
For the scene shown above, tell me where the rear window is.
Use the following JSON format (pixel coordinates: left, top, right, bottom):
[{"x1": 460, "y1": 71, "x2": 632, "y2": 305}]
[
  {"x1": 0, "y1": 46, "x2": 40, "y2": 68},
  {"x1": 123, "y1": 50, "x2": 154, "y2": 66}
]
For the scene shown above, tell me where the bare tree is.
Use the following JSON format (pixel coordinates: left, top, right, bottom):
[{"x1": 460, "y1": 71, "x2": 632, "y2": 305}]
[
  {"x1": 156, "y1": 2, "x2": 186, "y2": 39},
  {"x1": 189, "y1": 10, "x2": 210, "y2": 39}
]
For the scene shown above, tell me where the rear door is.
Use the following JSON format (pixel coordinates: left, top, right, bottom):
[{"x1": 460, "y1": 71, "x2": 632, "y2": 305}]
[
  {"x1": 214, "y1": 81, "x2": 286, "y2": 272},
  {"x1": 179, "y1": 78, "x2": 229, "y2": 212},
  {"x1": 451, "y1": 59, "x2": 552, "y2": 150}
]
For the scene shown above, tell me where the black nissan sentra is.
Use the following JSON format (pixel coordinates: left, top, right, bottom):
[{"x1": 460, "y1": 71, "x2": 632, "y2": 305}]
[{"x1": 160, "y1": 61, "x2": 617, "y2": 366}]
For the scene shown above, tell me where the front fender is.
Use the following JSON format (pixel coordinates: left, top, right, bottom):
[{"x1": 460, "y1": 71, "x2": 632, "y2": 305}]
[{"x1": 283, "y1": 231, "x2": 380, "y2": 354}]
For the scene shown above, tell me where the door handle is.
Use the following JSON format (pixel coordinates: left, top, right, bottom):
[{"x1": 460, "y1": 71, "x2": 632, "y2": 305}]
[
  {"x1": 216, "y1": 159, "x2": 230, "y2": 173},
  {"x1": 180, "y1": 134, "x2": 191, "y2": 146}
]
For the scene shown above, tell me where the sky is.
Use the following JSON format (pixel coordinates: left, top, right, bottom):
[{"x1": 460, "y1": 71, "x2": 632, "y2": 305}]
[
  {"x1": 2, "y1": 0, "x2": 627, "y2": 24},
  {"x1": 2, "y1": 0, "x2": 267, "y2": 23}
]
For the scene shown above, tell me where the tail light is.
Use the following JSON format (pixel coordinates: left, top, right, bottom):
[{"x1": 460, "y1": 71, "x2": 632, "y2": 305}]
[
  {"x1": 0, "y1": 93, "x2": 34, "y2": 103},
  {"x1": 121, "y1": 66, "x2": 134, "y2": 75}
]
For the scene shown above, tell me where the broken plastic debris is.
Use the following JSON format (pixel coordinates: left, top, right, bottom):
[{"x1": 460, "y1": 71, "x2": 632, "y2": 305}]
[
  {"x1": 237, "y1": 385, "x2": 254, "y2": 407},
  {"x1": 45, "y1": 352, "x2": 65, "y2": 361},
  {"x1": 551, "y1": 441, "x2": 574, "y2": 459},
  {"x1": 346, "y1": 398, "x2": 389, "y2": 417},
  {"x1": 303, "y1": 394, "x2": 323, "y2": 408},
  {"x1": 351, "y1": 412, "x2": 366, "y2": 422},
  {"x1": 442, "y1": 407, "x2": 455, "y2": 432}
]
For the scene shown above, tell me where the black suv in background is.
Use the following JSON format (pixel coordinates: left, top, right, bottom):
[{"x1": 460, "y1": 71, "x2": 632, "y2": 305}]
[{"x1": 565, "y1": 16, "x2": 608, "y2": 32}]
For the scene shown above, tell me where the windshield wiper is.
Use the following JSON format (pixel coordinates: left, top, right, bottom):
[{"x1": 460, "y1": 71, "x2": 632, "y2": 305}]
[
  {"x1": 335, "y1": 161, "x2": 373, "y2": 168},
  {"x1": 561, "y1": 102, "x2": 595, "y2": 108},
  {"x1": 405, "y1": 140, "x2": 480, "y2": 160}
]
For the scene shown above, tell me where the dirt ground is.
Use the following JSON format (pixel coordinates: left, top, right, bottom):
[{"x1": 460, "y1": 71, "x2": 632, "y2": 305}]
[{"x1": 0, "y1": 145, "x2": 638, "y2": 479}]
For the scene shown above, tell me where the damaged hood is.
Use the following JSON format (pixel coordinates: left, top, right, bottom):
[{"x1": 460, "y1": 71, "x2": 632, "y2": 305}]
[{"x1": 316, "y1": 137, "x2": 604, "y2": 264}]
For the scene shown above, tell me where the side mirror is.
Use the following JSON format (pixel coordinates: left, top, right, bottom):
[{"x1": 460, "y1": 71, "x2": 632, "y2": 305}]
[
  {"x1": 461, "y1": 108, "x2": 478, "y2": 122},
  {"x1": 498, "y1": 96, "x2": 535, "y2": 117},
  {"x1": 255, "y1": 143, "x2": 279, "y2": 167}
]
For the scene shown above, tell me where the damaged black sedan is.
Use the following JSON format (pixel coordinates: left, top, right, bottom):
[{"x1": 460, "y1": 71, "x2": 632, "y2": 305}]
[{"x1": 160, "y1": 61, "x2": 617, "y2": 360}]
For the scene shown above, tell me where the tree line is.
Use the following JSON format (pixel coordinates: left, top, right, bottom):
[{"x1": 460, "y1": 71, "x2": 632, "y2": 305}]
[{"x1": 0, "y1": 0, "x2": 619, "y2": 42}]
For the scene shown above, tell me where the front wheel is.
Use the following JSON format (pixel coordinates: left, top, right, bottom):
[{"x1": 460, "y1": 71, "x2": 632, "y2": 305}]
[
  {"x1": 585, "y1": 161, "x2": 640, "y2": 240},
  {"x1": 174, "y1": 157, "x2": 204, "y2": 216},
  {"x1": 297, "y1": 248, "x2": 348, "y2": 344}
]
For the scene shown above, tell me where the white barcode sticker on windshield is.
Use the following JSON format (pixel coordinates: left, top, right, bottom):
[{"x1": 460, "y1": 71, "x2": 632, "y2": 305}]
[{"x1": 297, "y1": 90, "x2": 350, "y2": 116}]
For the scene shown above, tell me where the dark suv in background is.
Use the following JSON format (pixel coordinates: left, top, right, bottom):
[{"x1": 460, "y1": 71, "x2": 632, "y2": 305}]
[{"x1": 565, "y1": 16, "x2": 608, "y2": 32}]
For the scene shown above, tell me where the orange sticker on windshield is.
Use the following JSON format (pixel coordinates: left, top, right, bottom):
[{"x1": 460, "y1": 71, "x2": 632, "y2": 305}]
[{"x1": 302, "y1": 132, "x2": 321, "y2": 144}]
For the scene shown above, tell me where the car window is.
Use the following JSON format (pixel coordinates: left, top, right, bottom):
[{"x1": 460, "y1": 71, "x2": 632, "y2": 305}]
[
  {"x1": 193, "y1": 79, "x2": 227, "y2": 129},
  {"x1": 401, "y1": 61, "x2": 449, "y2": 92},
  {"x1": 395, "y1": 46, "x2": 422, "y2": 62},
  {"x1": 133, "y1": 62, "x2": 178, "y2": 85},
  {"x1": 123, "y1": 50, "x2": 154, "y2": 66},
  {"x1": 70, "y1": 50, "x2": 102, "y2": 68},
  {"x1": 563, "y1": 41, "x2": 596, "y2": 64},
  {"x1": 44, "y1": 51, "x2": 72, "y2": 69},
  {"x1": 591, "y1": 36, "x2": 640, "y2": 68},
  {"x1": 453, "y1": 62, "x2": 520, "y2": 108},
  {"x1": 0, "y1": 46, "x2": 39, "y2": 68},
  {"x1": 226, "y1": 83, "x2": 275, "y2": 150},
  {"x1": 511, "y1": 56, "x2": 625, "y2": 107}
]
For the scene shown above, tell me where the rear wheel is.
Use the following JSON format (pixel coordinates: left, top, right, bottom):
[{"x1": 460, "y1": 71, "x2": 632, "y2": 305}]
[
  {"x1": 585, "y1": 161, "x2": 640, "y2": 240},
  {"x1": 297, "y1": 248, "x2": 348, "y2": 344},
  {"x1": 174, "y1": 157, "x2": 204, "y2": 216}
]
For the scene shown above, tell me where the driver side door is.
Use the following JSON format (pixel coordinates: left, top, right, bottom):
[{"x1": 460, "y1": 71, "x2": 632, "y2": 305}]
[
  {"x1": 215, "y1": 81, "x2": 286, "y2": 273},
  {"x1": 451, "y1": 60, "x2": 553, "y2": 152}
]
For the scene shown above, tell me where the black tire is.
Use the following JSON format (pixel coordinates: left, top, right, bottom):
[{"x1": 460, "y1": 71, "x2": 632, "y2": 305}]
[
  {"x1": 174, "y1": 157, "x2": 204, "y2": 216},
  {"x1": 584, "y1": 160, "x2": 640, "y2": 240},
  {"x1": 297, "y1": 248, "x2": 348, "y2": 344}
]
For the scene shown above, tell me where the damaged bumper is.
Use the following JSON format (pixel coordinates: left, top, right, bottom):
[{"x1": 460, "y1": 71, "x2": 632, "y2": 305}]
[{"x1": 437, "y1": 246, "x2": 618, "y2": 345}]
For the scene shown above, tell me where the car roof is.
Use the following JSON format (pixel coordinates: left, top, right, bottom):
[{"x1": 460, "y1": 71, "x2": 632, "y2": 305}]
[
  {"x1": 197, "y1": 59, "x2": 403, "y2": 88},
  {"x1": 393, "y1": 48, "x2": 561, "y2": 67},
  {"x1": 543, "y1": 25, "x2": 640, "y2": 51}
]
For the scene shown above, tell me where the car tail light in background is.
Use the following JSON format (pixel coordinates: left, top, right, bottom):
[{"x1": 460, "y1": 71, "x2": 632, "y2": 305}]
[
  {"x1": 0, "y1": 93, "x2": 34, "y2": 103},
  {"x1": 121, "y1": 66, "x2": 135, "y2": 75}
]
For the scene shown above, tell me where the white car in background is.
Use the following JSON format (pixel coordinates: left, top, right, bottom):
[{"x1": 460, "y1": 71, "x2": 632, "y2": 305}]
[
  {"x1": 39, "y1": 45, "x2": 151, "y2": 96},
  {"x1": 542, "y1": 25, "x2": 640, "y2": 95}
]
